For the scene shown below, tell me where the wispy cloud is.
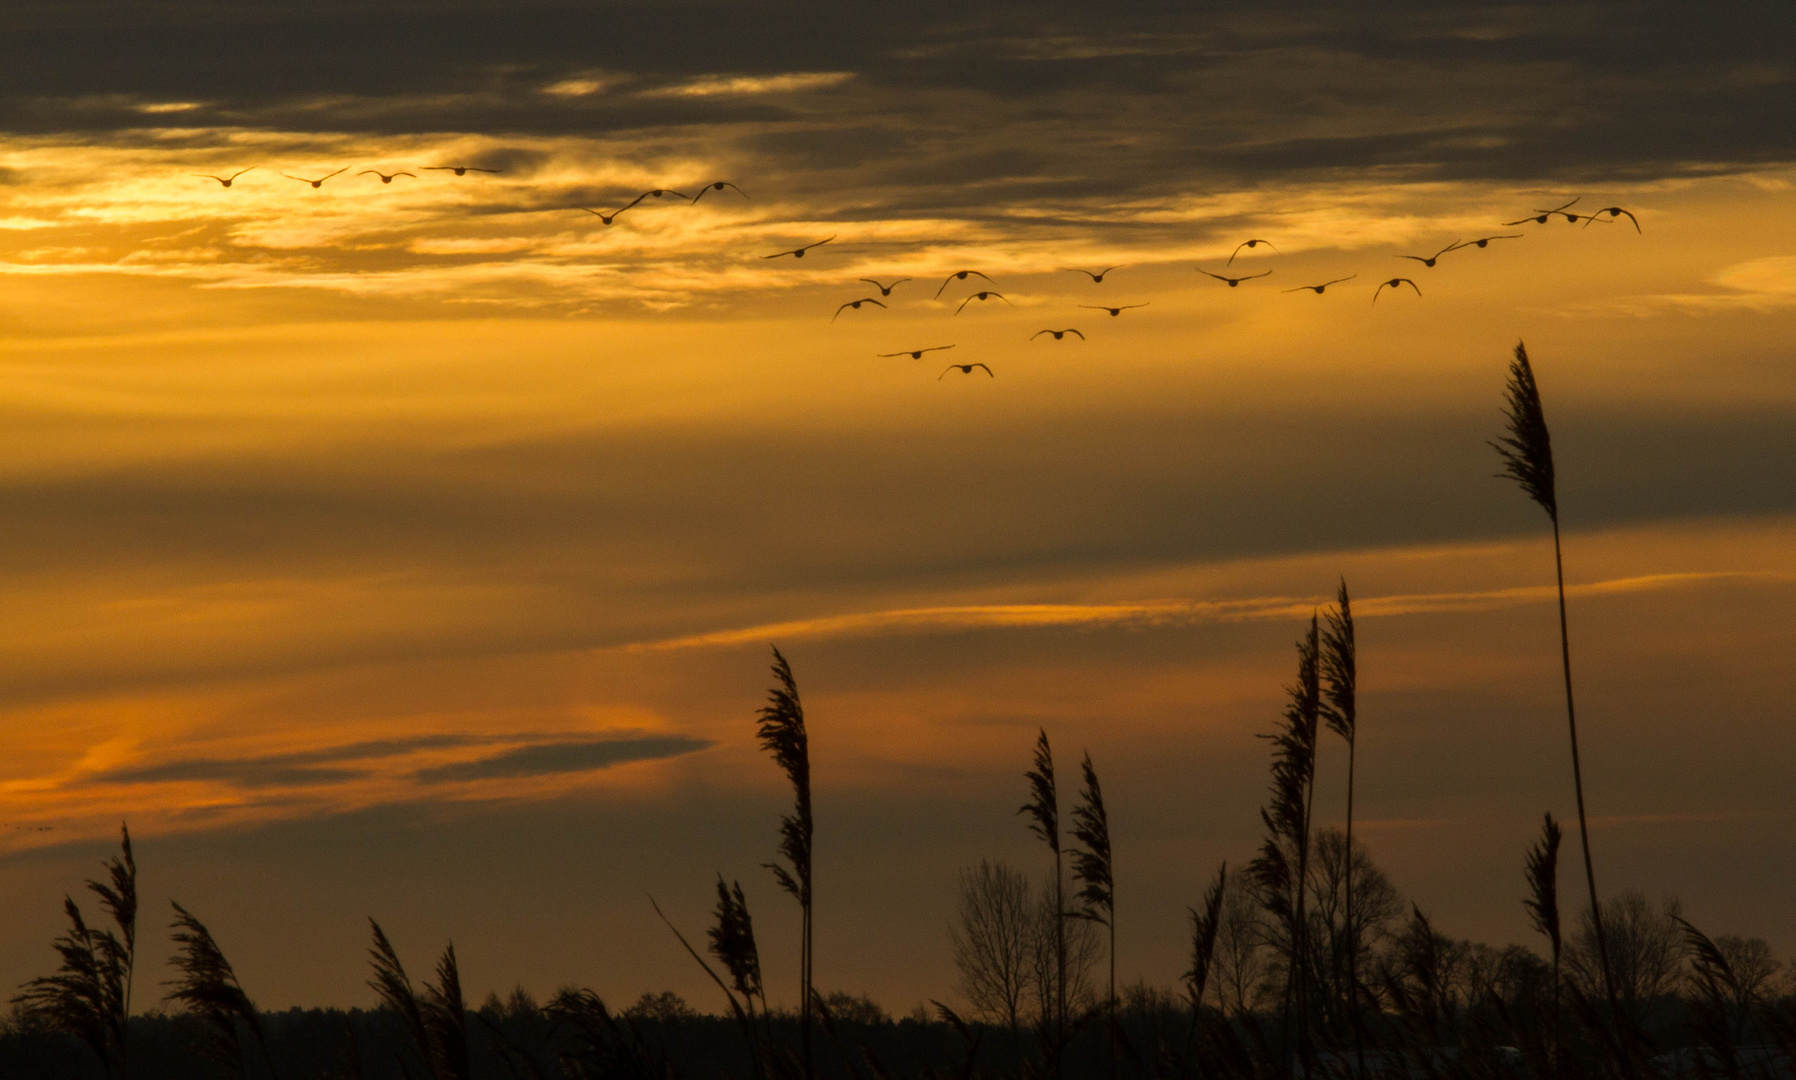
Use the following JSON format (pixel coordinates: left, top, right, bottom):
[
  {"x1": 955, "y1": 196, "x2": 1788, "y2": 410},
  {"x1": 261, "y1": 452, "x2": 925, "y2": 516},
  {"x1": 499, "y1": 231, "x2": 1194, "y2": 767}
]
[
  {"x1": 414, "y1": 736, "x2": 714, "y2": 782},
  {"x1": 643, "y1": 72, "x2": 852, "y2": 98}
]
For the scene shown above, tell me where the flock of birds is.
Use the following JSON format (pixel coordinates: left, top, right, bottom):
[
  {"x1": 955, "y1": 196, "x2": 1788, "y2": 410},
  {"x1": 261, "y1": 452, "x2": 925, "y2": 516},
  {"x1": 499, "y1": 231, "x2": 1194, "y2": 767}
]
[{"x1": 191, "y1": 165, "x2": 1642, "y2": 383}]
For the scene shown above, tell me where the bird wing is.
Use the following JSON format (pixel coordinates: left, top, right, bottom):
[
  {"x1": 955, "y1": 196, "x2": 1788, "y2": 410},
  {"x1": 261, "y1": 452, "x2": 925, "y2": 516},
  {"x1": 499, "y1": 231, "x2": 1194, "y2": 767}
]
[
  {"x1": 421, "y1": 166, "x2": 453, "y2": 171},
  {"x1": 938, "y1": 366, "x2": 956, "y2": 379},
  {"x1": 663, "y1": 189, "x2": 694, "y2": 201},
  {"x1": 396, "y1": 172, "x2": 416, "y2": 179},
  {"x1": 1545, "y1": 197, "x2": 1579, "y2": 213},
  {"x1": 1121, "y1": 302, "x2": 1148, "y2": 308},
  {"x1": 621, "y1": 192, "x2": 653, "y2": 211},
  {"x1": 1616, "y1": 208, "x2": 1640, "y2": 232},
  {"x1": 1501, "y1": 217, "x2": 1537, "y2": 227},
  {"x1": 1395, "y1": 255, "x2": 1427, "y2": 263},
  {"x1": 1098, "y1": 266, "x2": 1121, "y2": 275},
  {"x1": 763, "y1": 249, "x2": 797, "y2": 259},
  {"x1": 1068, "y1": 329, "x2": 1085, "y2": 339},
  {"x1": 802, "y1": 235, "x2": 836, "y2": 251},
  {"x1": 229, "y1": 167, "x2": 255, "y2": 180},
  {"x1": 323, "y1": 167, "x2": 348, "y2": 180},
  {"x1": 1403, "y1": 279, "x2": 1421, "y2": 294},
  {"x1": 358, "y1": 170, "x2": 381, "y2": 177},
  {"x1": 1031, "y1": 330, "x2": 1050, "y2": 339},
  {"x1": 1062, "y1": 268, "x2": 1097, "y2": 280},
  {"x1": 1226, "y1": 243, "x2": 1247, "y2": 265},
  {"x1": 954, "y1": 296, "x2": 976, "y2": 315},
  {"x1": 1243, "y1": 272, "x2": 1271, "y2": 280},
  {"x1": 1434, "y1": 242, "x2": 1463, "y2": 258},
  {"x1": 1326, "y1": 276, "x2": 1357, "y2": 286},
  {"x1": 469, "y1": 168, "x2": 501, "y2": 173},
  {"x1": 1198, "y1": 269, "x2": 1226, "y2": 281},
  {"x1": 973, "y1": 364, "x2": 994, "y2": 376},
  {"x1": 833, "y1": 304, "x2": 853, "y2": 321}
]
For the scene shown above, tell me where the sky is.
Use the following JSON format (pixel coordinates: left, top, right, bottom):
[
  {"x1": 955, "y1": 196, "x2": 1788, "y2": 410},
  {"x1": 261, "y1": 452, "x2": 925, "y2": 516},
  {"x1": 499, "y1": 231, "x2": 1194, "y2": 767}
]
[{"x1": 2, "y1": 0, "x2": 1795, "y2": 1015}]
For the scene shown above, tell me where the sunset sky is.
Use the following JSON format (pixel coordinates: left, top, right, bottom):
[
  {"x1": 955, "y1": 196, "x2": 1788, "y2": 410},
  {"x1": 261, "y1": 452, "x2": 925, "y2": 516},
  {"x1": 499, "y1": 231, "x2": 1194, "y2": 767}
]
[{"x1": 2, "y1": 1, "x2": 1795, "y2": 1015}]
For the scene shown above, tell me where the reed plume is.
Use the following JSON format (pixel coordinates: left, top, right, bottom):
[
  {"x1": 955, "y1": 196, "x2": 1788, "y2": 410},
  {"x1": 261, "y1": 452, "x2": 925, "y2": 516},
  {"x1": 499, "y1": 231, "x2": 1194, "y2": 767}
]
[
  {"x1": 1524, "y1": 812, "x2": 1564, "y2": 1074},
  {"x1": 1184, "y1": 863, "x2": 1227, "y2": 1010},
  {"x1": 1492, "y1": 341, "x2": 1620, "y2": 1025},
  {"x1": 13, "y1": 823, "x2": 137, "y2": 1080},
  {"x1": 650, "y1": 893, "x2": 767, "y2": 1080},
  {"x1": 1248, "y1": 616, "x2": 1320, "y2": 1078},
  {"x1": 1319, "y1": 579, "x2": 1364, "y2": 1078},
  {"x1": 366, "y1": 920, "x2": 470, "y2": 1080},
  {"x1": 1018, "y1": 728, "x2": 1066, "y2": 1078},
  {"x1": 165, "y1": 900, "x2": 277, "y2": 1080},
  {"x1": 1675, "y1": 915, "x2": 1744, "y2": 1075},
  {"x1": 1069, "y1": 751, "x2": 1115, "y2": 1080},
  {"x1": 756, "y1": 645, "x2": 814, "y2": 1080}
]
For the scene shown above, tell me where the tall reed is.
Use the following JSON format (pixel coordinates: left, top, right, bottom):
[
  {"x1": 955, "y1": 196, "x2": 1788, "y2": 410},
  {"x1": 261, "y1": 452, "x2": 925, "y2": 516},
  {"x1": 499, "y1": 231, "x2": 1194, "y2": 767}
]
[
  {"x1": 1070, "y1": 751, "x2": 1115, "y2": 1080},
  {"x1": 14, "y1": 823, "x2": 137, "y2": 1080},
  {"x1": 1319, "y1": 580, "x2": 1362, "y2": 1077},
  {"x1": 1018, "y1": 728, "x2": 1065, "y2": 1078},
  {"x1": 165, "y1": 900, "x2": 278, "y2": 1080},
  {"x1": 1248, "y1": 616, "x2": 1320, "y2": 1078},
  {"x1": 755, "y1": 646, "x2": 814, "y2": 1080},
  {"x1": 366, "y1": 920, "x2": 471, "y2": 1080},
  {"x1": 1524, "y1": 812, "x2": 1564, "y2": 1075},
  {"x1": 1492, "y1": 341, "x2": 1620, "y2": 1024}
]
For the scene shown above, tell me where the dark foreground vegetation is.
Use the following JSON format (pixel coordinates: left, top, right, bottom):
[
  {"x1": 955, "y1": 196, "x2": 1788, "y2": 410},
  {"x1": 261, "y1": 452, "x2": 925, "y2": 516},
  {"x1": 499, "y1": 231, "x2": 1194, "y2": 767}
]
[{"x1": 8, "y1": 344, "x2": 1792, "y2": 1078}]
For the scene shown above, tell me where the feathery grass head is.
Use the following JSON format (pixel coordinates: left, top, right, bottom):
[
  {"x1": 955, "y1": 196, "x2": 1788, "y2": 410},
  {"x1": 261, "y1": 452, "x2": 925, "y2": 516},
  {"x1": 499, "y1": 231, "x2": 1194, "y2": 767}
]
[
  {"x1": 708, "y1": 877, "x2": 764, "y2": 1005},
  {"x1": 165, "y1": 900, "x2": 268, "y2": 1079},
  {"x1": 1185, "y1": 863, "x2": 1227, "y2": 1008},
  {"x1": 1248, "y1": 616, "x2": 1320, "y2": 923},
  {"x1": 1320, "y1": 579, "x2": 1356, "y2": 744},
  {"x1": 366, "y1": 919, "x2": 430, "y2": 1066},
  {"x1": 88, "y1": 823, "x2": 137, "y2": 959},
  {"x1": 422, "y1": 943, "x2": 472, "y2": 1080},
  {"x1": 1018, "y1": 729, "x2": 1060, "y2": 854},
  {"x1": 1492, "y1": 341, "x2": 1558, "y2": 523},
  {"x1": 1523, "y1": 813, "x2": 1563, "y2": 962},
  {"x1": 1068, "y1": 752, "x2": 1113, "y2": 924},
  {"x1": 756, "y1": 646, "x2": 812, "y2": 904}
]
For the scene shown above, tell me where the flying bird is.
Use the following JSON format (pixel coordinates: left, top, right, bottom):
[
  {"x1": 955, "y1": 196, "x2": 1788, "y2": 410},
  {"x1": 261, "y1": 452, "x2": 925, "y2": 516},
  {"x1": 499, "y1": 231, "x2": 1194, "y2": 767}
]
[
  {"x1": 1459, "y1": 234, "x2": 1524, "y2": 248},
  {"x1": 1198, "y1": 269, "x2": 1271, "y2": 287},
  {"x1": 934, "y1": 270, "x2": 994, "y2": 298},
  {"x1": 281, "y1": 167, "x2": 348, "y2": 188},
  {"x1": 422, "y1": 166, "x2": 501, "y2": 176},
  {"x1": 359, "y1": 170, "x2": 416, "y2": 184},
  {"x1": 954, "y1": 291, "x2": 1013, "y2": 314},
  {"x1": 939, "y1": 363, "x2": 994, "y2": 379},
  {"x1": 832, "y1": 298, "x2": 887, "y2": 321},
  {"x1": 193, "y1": 167, "x2": 254, "y2": 187},
  {"x1": 1061, "y1": 266, "x2": 1122, "y2": 283},
  {"x1": 1395, "y1": 242, "x2": 1462, "y2": 268},
  {"x1": 1584, "y1": 206, "x2": 1640, "y2": 232},
  {"x1": 1283, "y1": 275, "x2": 1357, "y2": 294},
  {"x1": 692, "y1": 181, "x2": 750, "y2": 202},
  {"x1": 1504, "y1": 198, "x2": 1587, "y2": 225},
  {"x1": 860, "y1": 277, "x2": 911, "y2": 296},
  {"x1": 575, "y1": 206, "x2": 631, "y2": 225},
  {"x1": 1227, "y1": 239, "x2": 1279, "y2": 265},
  {"x1": 1032, "y1": 329, "x2": 1085, "y2": 340},
  {"x1": 1372, "y1": 278, "x2": 1421, "y2": 303},
  {"x1": 763, "y1": 235, "x2": 835, "y2": 259},
  {"x1": 1080, "y1": 303, "x2": 1148, "y2": 316},
  {"x1": 877, "y1": 345, "x2": 954, "y2": 358}
]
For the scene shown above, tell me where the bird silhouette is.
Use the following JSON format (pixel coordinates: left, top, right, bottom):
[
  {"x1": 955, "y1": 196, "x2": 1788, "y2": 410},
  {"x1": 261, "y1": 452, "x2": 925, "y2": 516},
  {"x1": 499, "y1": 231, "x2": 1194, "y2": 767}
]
[
  {"x1": 575, "y1": 206, "x2": 631, "y2": 225},
  {"x1": 878, "y1": 345, "x2": 954, "y2": 358},
  {"x1": 692, "y1": 181, "x2": 750, "y2": 202},
  {"x1": 954, "y1": 291, "x2": 1013, "y2": 314},
  {"x1": 939, "y1": 363, "x2": 994, "y2": 379},
  {"x1": 832, "y1": 298, "x2": 887, "y2": 321},
  {"x1": 1459, "y1": 234, "x2": 1523, "y2": 248},
  {"x1": 1283, "y1": 275, "x2": 1357, "y2": 294},
  {"x1": 934, "y1": 270, "x2": 994, "y2": 298},
  {"x1": 1061, "y1": 266, "x2": 1122, "y2": 283},
  {"x1": 763, "y1": 236, "x2": 835, "y2": 259},
  {"x1": 1505, "y1": 198, "x2": 1586, "y2": 225},
  {"x1": 359, "y1": 170, "x2": 416, "y2": 184},
  {"x1": 1227, "y1": 239, "x2": 1279, "y2": 265},
  {"x1": 1584, "y1": 207, "x2": 1640, "y2": 232},
  {"x1": 282, "y1": 167, "x2": 348, "y2": 188},
  {"x1": 422, "y1": 166, "x2": 501, "y2": 176},
  {"x1": 630, "y1": 188, "x2": 693, "y2": 205},
  {"x1": 1199, "y1": 269, "x2": 1271, "y2": 287},
  {"x1": 1373, "y1": 278, "x2": 1421, "y2": 303},
  {"x1": 1395, "y1": 242, "x2": 1462, "y2": 268},
  {"x1": 861, "y1": 277, "x2": 912, "y2": 296},
  {"x1": 193, "y1": 167, "x2": 254, "y2": 187},
  {"x1": 1032, "y1": 329, "x2": 1085, "y2": 340},
  {"x1": 1080, "y1": 303, "x2": 1148, "y2": 316}
]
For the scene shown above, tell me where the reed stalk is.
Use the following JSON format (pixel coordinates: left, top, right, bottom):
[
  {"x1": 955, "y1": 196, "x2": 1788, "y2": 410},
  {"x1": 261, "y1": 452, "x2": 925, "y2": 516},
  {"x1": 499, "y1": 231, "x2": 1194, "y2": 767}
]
[
  {"x1": 1320, "y1": 581, "x2": 1363, "y2": 1078},
  {"x1": 1018, "y1": 729, "x2": 1065, "y2": 1079},
  {"x1": 1070, "y1": 751, "x2": 1115, "y2": 1080},
  {"x1": 165, "y1": 900, "x2": 278, "y2": 1080},
  {"x1": 755, "y1": 646, "x2": 814, "y2": 1080},
  {"x1": 1524, "y1": 812, "x2": 1564, "y2": 1074}
]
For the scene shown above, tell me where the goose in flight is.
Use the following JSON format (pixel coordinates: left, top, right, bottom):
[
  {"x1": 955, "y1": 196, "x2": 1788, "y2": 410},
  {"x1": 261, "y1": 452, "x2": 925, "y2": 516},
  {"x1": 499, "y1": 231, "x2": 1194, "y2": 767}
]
[
  {"x1": 1032, "y1": 329, "x2": 1085, "y2": 340},
  {"x1": 1062, "y1": 266, "x2": 1122, "y2": 283},
  {"x1": 1584, "y1": 206, "x2": 1640, "y2": 232},
  {"x1": 939, "y1": 363, "x2": 994, "y2": 379},
  {"x1": 1227, "y1": 239, "x2": 1279, "y2": 265},
  {"x1": 1283, "y1": 275, "x2": 1357, "y2": 294},
  {"x1": 422, "y1": 166, "x2": 501, "y2": 176},
  {"x1": 1395, "y1": 242, "x2": 1462, "y2": 268},
  {"x1": 282, "y1": 167, "x2": 348, "y2": 188},
  {"x1": 359, "y1": 170, "x2": 416, "y2": 184},
  {"x1": 934, "y1": 270, "x2": 994, "y2": 298},
  {"x1": 860, "y1": 277, "x2": 911, "y2": 296},
  {"x1": 1372, "y1": 278, "x2": 1421, "y2": 303},
  {"x1": 692, "y1": 181, "x2": 750, "y2": 202},
  {"x1": 1459, "y1": 234, "x2": 1523, "y2": 248},
  {"x1": 877, "y1": 345, "x2": 954, "y2": 358},
  {"x1": 193, "y1": 167, "x2": 254, "y2": 187},
  {"x1": 575, "y1": 206, "x2": 631, "y2": 225},
  {"x1": 1080, "y1": 303, "x2": 1148, "y2": 316},
  {"x1": 832, "y1": 298, "x2": 887, "y2": 321},
  {"x1": 954, "y1": 291, "x2": 1013, "y2": 314},
  {"x1": 1199, "y1": 269, "x2": 1271, "y2": 287},
  {"x1": 1504, "y1": 198, "x2": 1588, "y2": 225},
  {"x1": 763, "y1": 235, "x2": 835, "y2": 259}
]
